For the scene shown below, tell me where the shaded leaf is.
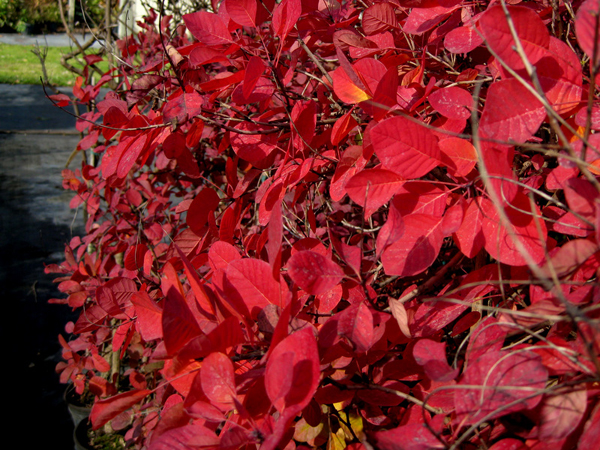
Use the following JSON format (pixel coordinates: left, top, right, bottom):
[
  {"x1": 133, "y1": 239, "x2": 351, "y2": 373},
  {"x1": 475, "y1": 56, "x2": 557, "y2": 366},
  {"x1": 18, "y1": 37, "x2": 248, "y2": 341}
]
[
  {"x1": 338, "y1": 302, "x2": 374, "y2": 352},
  {"x1": 381, "y1": 214, "x2": 443, "y2": 277},
  {"x1": 456, "y1": 349, "x2": 548, "y2": 424},
  {"x1": 375, "y1": 423, "x2": 445, "y2": 450},
  {"x1": 224, "y1": 258, "x2": 284, "y2": 318},
  {"x1": 272, "y1": 0, "x2": 301, "y2": 41},
  {"x1": 576, "y1": 0, "x2": 600, "y2": 62},
  {"x1": 243, "y1": 56, "x2": 266, "y2": 99},
  {"x1": 287, "y1": 250, "x2": 344, "y2": 295},
  {"x1": 413, "y1": 339, "x2": 459, "y2": 381},
  {"x1": 345, "y1": 168, "x2": 404, "y2": 219},
  {"x1": 91, "y1": 389, "x2": 151, "y2": 430},
  {"x1": 187, "y1": 187, "x2": 221, "y2": 235},
  {"x1": 265, "y1": 327, "x2": 320, "y2": 414},
  {"x1": 481, "y1": 193, "x2": 547, "y2": 266}
]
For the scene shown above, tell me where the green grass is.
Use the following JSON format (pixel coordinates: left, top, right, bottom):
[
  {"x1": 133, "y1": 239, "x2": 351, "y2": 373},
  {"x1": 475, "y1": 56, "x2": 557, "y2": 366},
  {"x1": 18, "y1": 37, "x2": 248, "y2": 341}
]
[{"x1": 0, "y1": 43, "x2": 109, "y2": 86}]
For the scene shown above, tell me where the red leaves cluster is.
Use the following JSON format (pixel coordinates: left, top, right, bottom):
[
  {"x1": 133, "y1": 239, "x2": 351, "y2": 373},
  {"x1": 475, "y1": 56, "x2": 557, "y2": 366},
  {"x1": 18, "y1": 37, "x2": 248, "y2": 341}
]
[{"x1": 47, "y1": 1, "x2": 600, "y2": 449}]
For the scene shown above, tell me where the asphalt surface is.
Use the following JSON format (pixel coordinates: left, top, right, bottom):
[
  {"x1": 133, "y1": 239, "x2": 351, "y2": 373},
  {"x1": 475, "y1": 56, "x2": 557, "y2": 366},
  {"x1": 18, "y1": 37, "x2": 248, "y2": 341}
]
[
  {"x1": 0, "y1": 31, "x2": 103, "y2": 48},
  {"x1": 1, "y1": 32, "x2": 92, "y2": 450}
]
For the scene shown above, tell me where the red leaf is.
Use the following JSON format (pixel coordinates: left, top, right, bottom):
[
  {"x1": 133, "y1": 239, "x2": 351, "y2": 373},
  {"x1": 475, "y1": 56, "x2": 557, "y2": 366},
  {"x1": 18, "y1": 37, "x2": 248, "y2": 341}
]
[
  {"x1": 183, "y1": 11, "x2": 234, "y2": 46},
  {"x1": 338, "y1": 302, "x2": 374, "y2": 352},
  {"x1": 265, "y1": 350, "x2": 294, "y2": 412},
  {"x1": 131, "y1": 290, "x2": 163, "y2": 341},
  {"x1": 334, "y1": 29, "x2": 380, "y2": 59},
  {"x1": 381, "y1": 214, "x2": 444, "y2": 277},
  {"x1": 187, "y1": 187, "x2": 221, "y2": 235},
  {"x1": 456, "y1": 349, "x2": 548, "y2": 424},
  {"x1": 445, "y1": 25, "x2": 484, "y2": 54},
  {"x1": 389, "y1": 296, "x2": 411, "y2": 338},
  {"x1": 345, "y1": 168, "x2": 404, "y2": 219},
  {"x1": 481, "y1": 193, "x2": 547, "y2": 266},
  {"x1": 148, "y1": 424, "x2": 219, "y2": 449},
  {"x1": 480, "y1": 5, "x2": 549, "y2": 71},
  {"x1": 331, "y1": 108, "x2": 358, "y2": 146},
  {"x1": 576, "y1": 0, "x2": 600, "y2": 62},
  {"x1": 291, "y1": 100, "x2": 317, "y2": 152},
  {"x1": 265, "y1": 327, "x2": 320, "y2": 414},
  {"x1": 376, "y1": 205, "x2": 405, "y2": 258},
  {"x1": 487, "y1": 439, "x2": 528, "y2": 450},
  {"x1": 201, "y1": 352, "x2": 237, "y2": 407},
  {"x1": 536, "y1": 38, "x2": 582, "y2": 116},
  {"x1": 90, "y1": 389, "x2": 150, "y2": 429},
  {"x1": 331, "y1": 63, "x2": 372, "y2": 104},
  {"x1": 541, "y1": 238, "x2": 599, "y2": 279},
  {"x1": 162, "y1": 281, "x2": 203, "y2": 356},
  {"x1": 579, "y1": 402, "x2": 600, "y2": 450},
  {"x1": 564, "y1": 177, "x2": 598, "y2": 220},
  {"x1": 353, "y1": 58, "x2": 387, "y2": 99},
  {"x1": 375, "y1": 423, "x2": 445, "y2": 450},
  {"x1": 413, "y1": 339, "x2": 458, "y2": 381},
  {"x1": 479, "y1": 78, "x2": 545, "y2": 143},
  {"x1": 439, "y1": 137, "x2": 477, "y2": 177},
  {"x1": 429, "y1": 86, "x2": 472, "y2": 120},
  {"x1": 49, "y1": 93, "x2": 71, "y2": 107},
  {"x1": 115, "y1": 134, "x2": 148, "y2": 180},
  {"x1": 163, "y1": 131, "x2": 200, "y2": 178},
  {"x1": 223, "y1": 258, "x2": 284, "y2": 317},
  {"x1": 230, "y1": 122, "x2": 278, "y2": 165},
  {"x1": 243, "y1": 56, "x2": 266, "y2": 99},
  {"x1": 535, "y1": 389, "x2": 587, "y2": 440},
  {"x1": 163, "y1": 91, "x2": 204, "y2": 125},
  {"x1": 287, "y1": 250, "x2": 345, "y2": 295},
  {"x1": 371, "y1": 116, "x2": 441, "y2": 179},
  {"x1": 362, "y1": 3, "x2": 398, "y2": 36},
  {"x1": 225, "y1": 0, "x2": 257, "y2": 28},
  {"x1": 316, "y1": 284, "x2": 343, "y2": 314},
  {"x1": 208, "y1": 241, "x2": 242, "y2": 272},
  {"x1": 403, "y1": 5, "x2": 455, "y2": 36},
  {"x1": 173, "y1": 244, "x2": 216, "y2": 318},
  {"x1": 272, "y1": 0, "x2": 301, "y2": 41},
  {"x1": 391, "y1": 181, "x2": 448, "y2": 217},
  {"x1": 330, "y1": 145, "x2": 368, "y2": 202}
]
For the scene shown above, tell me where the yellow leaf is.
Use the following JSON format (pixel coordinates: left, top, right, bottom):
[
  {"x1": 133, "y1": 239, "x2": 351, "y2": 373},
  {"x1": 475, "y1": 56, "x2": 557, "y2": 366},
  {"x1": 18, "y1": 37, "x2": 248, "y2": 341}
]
[{"x1": 327, "y1": 428, "x2": 346, "y2": 450}]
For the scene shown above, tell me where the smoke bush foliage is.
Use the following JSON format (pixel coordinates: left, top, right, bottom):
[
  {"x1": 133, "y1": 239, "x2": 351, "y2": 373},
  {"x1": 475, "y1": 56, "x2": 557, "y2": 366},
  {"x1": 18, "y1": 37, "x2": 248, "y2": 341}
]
[{"x1": 46, "y1": 1, "x2": 600, "y2": 449}]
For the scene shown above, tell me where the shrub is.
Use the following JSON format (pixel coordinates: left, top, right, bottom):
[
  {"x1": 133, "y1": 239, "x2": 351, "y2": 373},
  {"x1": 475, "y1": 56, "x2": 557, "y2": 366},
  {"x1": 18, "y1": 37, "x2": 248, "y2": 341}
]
[
  {"x1": 0, "y1": 0, "x2": 104, "y2": 32},
  {"x1": 47, "y1": 1, "x2": 600, "y2": 449}
]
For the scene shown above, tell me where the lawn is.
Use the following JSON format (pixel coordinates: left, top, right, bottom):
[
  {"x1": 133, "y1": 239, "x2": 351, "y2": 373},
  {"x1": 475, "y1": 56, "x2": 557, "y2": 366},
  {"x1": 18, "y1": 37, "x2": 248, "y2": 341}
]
[{"x1": 0, "y1": 43, "x2": 108, "y2": 86}]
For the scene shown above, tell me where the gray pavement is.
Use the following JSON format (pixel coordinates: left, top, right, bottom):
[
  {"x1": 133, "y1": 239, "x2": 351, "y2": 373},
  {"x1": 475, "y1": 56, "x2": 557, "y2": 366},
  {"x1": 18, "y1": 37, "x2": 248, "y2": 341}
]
[
  {"x1": 1, "y1": 31, "x2": 106, "y2": 450},
  {"x1": 0, "y1": 31, "x2": 103, "y2": 48},
  {"x1": 1, "y1": 82, "x2": 86, "y2": 448},
  {"x1": 0, "y1": 84, "x2": 78, "y2": 132}
]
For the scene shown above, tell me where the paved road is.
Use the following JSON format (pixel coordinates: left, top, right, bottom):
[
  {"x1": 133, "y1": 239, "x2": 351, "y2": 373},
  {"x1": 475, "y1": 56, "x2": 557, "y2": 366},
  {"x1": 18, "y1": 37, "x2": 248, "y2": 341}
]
[
  {"x1": 0, "y1": 31, "x2": 103, "y2": 48},
  {"x1": 0, "y1": 84, "x2": 78, "y2": 132},
  {"x1": 1, "y1": 84, "x2": 85, "y2": 449},
  {"x1": 1, "y1": 32, "x2": 106, "y2": 449}
]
